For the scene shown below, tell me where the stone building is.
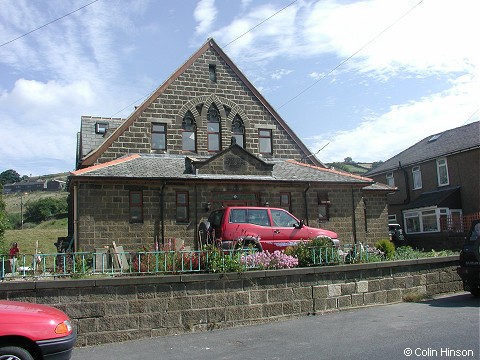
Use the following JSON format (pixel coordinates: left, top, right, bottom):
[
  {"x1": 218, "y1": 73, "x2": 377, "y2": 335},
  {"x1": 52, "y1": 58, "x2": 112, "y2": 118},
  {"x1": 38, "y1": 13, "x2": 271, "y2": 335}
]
[{"x1": 70, "y1": 38, "x2": 392, "y2": 251}]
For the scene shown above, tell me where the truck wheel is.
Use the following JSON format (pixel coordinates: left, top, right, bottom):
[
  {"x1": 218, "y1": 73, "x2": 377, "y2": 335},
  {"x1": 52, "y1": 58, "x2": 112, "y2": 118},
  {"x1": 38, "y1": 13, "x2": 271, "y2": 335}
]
[
  {"x1": 0, "y1": 346, "x2": 34, "y2": 360},
  {"x1": 470, "y1": 285, "x2": 480, "y2": 297}
]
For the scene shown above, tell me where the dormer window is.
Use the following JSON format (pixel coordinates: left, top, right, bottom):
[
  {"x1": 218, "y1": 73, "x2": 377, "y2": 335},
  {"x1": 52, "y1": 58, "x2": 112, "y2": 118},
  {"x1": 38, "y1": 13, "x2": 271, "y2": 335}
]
[
  {"x1": 207, "y1": 104, "x2": 221, "y2": 152},
  {"x1": 95, "y1": 122, "x2": 108, "y2": 134},
  {"x1": 232, "y1": 115, "x2": 245, "y2": 148},
  {"x1": 182, "y1": 111, "x2": 197, "y2": 152}
]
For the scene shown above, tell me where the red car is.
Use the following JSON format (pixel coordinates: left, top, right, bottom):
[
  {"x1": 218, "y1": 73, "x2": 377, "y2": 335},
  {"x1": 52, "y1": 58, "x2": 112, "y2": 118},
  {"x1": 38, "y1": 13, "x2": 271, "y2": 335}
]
[
  {"x1": 0, "y1": 300, "x2": 76, "y2": 360},
  {"x1": 200, "y1": 206, "x2": 339, "y2": 252}
]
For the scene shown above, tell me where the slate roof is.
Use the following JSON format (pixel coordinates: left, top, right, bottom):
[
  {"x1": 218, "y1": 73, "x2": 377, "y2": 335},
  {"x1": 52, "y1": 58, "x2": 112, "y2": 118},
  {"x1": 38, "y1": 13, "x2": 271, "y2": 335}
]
[
  {"x1": 70, "y1": 153, "x2": 386, "y2": 187},
  {"x1": 366, "y1": 121, "x2": 480, "y2": 176},
  {"x1": 79, "y1": 116, "x2": 124, "y2": 158},
  {"x1": 402, "y1": 186, "x2": 461, "y2": 210}
]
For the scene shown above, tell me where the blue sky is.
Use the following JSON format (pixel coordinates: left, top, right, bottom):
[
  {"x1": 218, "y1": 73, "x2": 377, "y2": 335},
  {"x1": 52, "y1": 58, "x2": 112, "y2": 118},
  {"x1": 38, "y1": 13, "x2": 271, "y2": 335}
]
[{"x1": 1, "y1": 0, "x2": 478, "y2": 176}]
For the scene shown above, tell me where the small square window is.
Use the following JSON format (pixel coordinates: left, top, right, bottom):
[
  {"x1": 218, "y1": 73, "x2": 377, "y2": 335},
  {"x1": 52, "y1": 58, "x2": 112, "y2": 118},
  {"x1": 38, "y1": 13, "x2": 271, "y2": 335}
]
[{"x1": 95, "y1": 122, "x2": 108, "y2": 134}]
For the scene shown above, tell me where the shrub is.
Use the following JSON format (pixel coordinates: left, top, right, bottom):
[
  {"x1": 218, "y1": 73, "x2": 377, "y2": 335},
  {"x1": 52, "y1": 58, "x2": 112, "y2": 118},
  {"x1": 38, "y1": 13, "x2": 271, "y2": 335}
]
[
  {"x1": 24, "y1": 197, "x2": 67, "y2": 223},
  {"x1": 285, "y1": 237, "x2": 338, "y2": 267},
  {"x1": 374, "y1": 239, "x2": 396, "y2": 259},
  {"x1": 241, "y1": 250, "x2": 298, "y2": 270}
]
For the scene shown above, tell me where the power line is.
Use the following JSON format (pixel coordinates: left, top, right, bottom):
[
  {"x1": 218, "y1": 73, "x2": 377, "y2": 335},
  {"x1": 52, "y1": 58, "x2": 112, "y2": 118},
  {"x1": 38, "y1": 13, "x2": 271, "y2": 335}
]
[
  {"x1": 278, "y1": 0, "x2": 424, "y2": 109},
  {"x1": 0, "y1": 0, "x2": 100, "y2": 48},
  {"x1": 223, "y1": 0, "x2": 298, "y2": 48},
  {"x1": 462, "y1": 108, "x2": 479, "y2": 125}
]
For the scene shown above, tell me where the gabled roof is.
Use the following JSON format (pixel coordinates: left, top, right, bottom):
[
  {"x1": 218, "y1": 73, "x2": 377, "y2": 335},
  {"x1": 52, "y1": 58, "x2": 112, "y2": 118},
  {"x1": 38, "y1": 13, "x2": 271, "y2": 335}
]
[
  {"x1": 79, "y1": 38, "x2": 323, "y2": 168},
  {"x1": 366, "y1": 121, "x2": 480, "y2": 176}
]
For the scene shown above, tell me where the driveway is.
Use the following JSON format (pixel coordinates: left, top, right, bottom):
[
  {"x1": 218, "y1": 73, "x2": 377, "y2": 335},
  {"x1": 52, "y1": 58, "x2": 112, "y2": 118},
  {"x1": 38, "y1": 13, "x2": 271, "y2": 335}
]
[{"x1": 73, "y1": 293, "x2": 479, "y2": 360}]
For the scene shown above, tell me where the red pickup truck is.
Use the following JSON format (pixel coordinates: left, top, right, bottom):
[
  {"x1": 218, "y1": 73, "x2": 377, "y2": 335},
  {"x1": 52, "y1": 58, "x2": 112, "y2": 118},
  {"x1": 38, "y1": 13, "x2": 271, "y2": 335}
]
[{"x1": 200, "y1": 206, "x2": 339, "y2": 252}]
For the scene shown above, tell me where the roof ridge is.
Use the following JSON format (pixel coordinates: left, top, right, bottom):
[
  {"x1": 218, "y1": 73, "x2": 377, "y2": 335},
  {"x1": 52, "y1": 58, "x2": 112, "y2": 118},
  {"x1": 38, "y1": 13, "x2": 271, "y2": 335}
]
[{"x1": 287, "y1": 160, "x2": 373, "y2": 182}]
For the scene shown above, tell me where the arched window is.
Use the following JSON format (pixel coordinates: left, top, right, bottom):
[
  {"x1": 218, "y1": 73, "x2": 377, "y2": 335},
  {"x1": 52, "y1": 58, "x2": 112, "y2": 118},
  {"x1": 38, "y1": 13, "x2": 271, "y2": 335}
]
[
  {"x1": 207, "y1": 104, "x2": 221, "y2": 152},
  {"x1": 231, "y1": 115, "x2": 245, "y2": 148},
  {"x1": 182, "y1": 111, "x2": 196, "y2": 152}
]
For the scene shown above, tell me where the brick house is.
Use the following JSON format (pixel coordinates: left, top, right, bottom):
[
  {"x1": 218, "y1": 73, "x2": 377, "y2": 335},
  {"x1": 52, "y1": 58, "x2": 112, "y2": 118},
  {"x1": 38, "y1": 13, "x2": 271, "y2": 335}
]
[
  {"x1": 365, "y1": 121, "x2": 480, "y2": 250},
  {"x1": 70, "y1": 38, "x2": 392, "y2": 252}
]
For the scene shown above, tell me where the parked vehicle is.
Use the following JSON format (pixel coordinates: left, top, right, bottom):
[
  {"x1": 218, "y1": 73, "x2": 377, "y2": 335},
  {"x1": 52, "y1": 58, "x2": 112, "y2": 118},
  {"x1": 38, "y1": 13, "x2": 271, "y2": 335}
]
[
  {"x1": 0, "y1": 300, "x2": 76, "y2": 360},
  {"x1": 199, "y1": 206, "x2": 339, "y2": 252},
  {"x1": 457, "y1": 220, "x2": 480, "y2": 297},
  {"x1": 388, "y1": 223, "x2": 405, "y2": 242}
]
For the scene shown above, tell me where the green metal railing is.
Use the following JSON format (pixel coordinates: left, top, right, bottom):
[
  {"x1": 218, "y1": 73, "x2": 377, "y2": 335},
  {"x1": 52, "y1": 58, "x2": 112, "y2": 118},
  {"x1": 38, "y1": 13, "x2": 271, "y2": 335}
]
[{"x1": 1, "y1": 244, "x2": 370, "y2": 280}]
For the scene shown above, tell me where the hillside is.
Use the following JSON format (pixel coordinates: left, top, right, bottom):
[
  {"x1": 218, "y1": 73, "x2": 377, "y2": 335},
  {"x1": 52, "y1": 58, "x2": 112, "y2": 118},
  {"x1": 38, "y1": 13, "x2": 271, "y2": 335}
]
[{"x1": 4, "y1": 190, "x2": 69, "y2": 215}]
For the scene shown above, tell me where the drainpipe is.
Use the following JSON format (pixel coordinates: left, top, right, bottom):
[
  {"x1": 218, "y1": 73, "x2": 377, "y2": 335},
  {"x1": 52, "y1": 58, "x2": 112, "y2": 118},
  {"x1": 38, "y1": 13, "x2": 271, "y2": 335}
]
[
  {"x1": 303, "y1": 183, "x2": 310, "y2": 225},
  {"x1": 73, "y1": 183, "x2": 78, "y2": 251},
  {"x1": 352, "y1": 187, "x2": 357, "y2": 244},
  {"x1": 160, "y1": 181, "x2": 166, "y2": 245},
  {"x1": 398, "y1": 161, "x2": 410, "y2": 204},
  {"x1": 194, "y1": 183, "x2": 198, "y2": 250}
]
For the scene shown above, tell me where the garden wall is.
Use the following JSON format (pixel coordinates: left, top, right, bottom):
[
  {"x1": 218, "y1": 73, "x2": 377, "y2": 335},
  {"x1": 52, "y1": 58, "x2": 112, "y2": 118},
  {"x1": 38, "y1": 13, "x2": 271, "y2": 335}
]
[{"x1": 0, "y1": 256, "x2": 462, "y2": 347}]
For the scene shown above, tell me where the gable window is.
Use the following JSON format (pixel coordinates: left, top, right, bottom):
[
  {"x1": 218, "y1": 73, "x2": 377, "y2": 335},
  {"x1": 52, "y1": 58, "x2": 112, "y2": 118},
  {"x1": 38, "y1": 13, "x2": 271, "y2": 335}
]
[
  {"x1": 436, "y1": 158, "x2": 449, "y2": 186},
  {"x1": 151, "y1": 123, "x2": 166, "y2": 150},
  {"x1": 129, "y1": 190, "x2": 143, "y2": 223},
  {"x1": 386, "y1": 172, "x2": 395, "y2": 187},
  {"x1": 209, "y1": 64, "x2": 217, "y2": 82},
  {"x1": 412, "y1": 166, "x2": 422, "y2": 190},
  {"x1": 280, "y1": 192, "x2": 291, "y2": 212},
  {"x1": 182, "y1": 111, "x2": 196, "y2": 152},
  {"x1": 231, "y1": 115, "x2": 245, "y2": 148},
  {"x1": 176, "y1": 191, "x2": 189, "y2": 222},
  {"x1": 207, "y1": 104, "x2": 221, "y2": 152},
  {"x1": 259, "y1": 129, "x2": 272, "y2": 155}
]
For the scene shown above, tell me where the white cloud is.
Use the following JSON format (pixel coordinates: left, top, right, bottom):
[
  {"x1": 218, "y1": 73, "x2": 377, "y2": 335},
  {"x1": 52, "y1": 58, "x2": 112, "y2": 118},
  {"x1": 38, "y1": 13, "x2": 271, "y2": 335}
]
[
  {"x1": 271, "y1": 69, "x2": 293, "y2": 80},
  {"x1": 308, "y1": 77, "x2": 479, "y2": 163},
  {"x1": 194, "y1": 0, "x2": 218, "y2": 35}
]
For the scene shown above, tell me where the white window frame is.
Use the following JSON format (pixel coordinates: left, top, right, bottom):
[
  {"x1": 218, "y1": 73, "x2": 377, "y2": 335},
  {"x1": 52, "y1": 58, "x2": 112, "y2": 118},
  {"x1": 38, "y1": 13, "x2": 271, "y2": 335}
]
[
  {"x1": 402, "y1": 207, "x2": 461, "y2": 234},
  {"x1": 386, "y1": 172, "x2": 394, "y2": 187},
  {"x1": 412, "y1": 166, "x2": 422, "y2": 190},
  {"x1": 436, "y1": 158, "x2": 449, "y2": 186},
  {"x1": 388, "y1": 214, "x2": 397, "y2": 223}
]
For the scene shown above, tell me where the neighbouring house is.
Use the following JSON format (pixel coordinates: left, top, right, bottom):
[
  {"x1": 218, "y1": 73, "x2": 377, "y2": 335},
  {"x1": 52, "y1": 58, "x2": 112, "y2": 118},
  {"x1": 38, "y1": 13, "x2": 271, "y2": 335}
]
[
  {"x1": 2, "y1": 179, "x2": 66, "y2": 194},
  {"x1": 365, "y1": 121, "x2": 480, "y2": 250},
  {"x1": 69, "y1": 38, "x2": 393, "y2": 252}
]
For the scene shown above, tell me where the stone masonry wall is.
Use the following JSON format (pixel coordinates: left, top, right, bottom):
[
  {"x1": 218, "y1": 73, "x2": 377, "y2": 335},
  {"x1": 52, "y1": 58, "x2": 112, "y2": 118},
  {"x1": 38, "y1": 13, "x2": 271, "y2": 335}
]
[{"x1": 0, "y1": 257, "x2": 461, "y2": 347}]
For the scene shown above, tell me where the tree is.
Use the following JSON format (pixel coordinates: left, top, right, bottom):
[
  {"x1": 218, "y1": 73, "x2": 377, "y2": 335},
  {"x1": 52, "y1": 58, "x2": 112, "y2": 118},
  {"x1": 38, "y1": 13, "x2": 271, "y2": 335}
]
[
  {"x1": 0, "y1": 169, "x2": 21, "y2": 185},
  {"x1": 344, "y1": 157, "x2": 353, "y2": 164},
  {"x1": 0, "y1": 191, "x2": 8, "y2": 251},
  {"x1": 24, "y1": 197, "x2": 68, "y2": 223}
]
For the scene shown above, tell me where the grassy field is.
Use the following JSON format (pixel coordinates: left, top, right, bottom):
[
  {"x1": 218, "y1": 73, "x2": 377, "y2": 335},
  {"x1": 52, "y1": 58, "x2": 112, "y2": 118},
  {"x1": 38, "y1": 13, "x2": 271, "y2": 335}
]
[
  {"x1": 2, "y1": 191, "x2": 69, "y2": 255},
  {"x1": 3, "y1": 218, "x2": 68, "y2": 255},
  {"x1": 4, "y1": 191, "x2": 69, "y2": 215}
]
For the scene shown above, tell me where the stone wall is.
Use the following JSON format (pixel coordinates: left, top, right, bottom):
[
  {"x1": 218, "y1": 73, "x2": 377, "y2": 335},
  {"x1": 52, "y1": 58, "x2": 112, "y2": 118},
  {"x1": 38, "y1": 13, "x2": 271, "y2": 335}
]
[{"x1": 0, "y1": 257, "x2": 461, "y2": 347}]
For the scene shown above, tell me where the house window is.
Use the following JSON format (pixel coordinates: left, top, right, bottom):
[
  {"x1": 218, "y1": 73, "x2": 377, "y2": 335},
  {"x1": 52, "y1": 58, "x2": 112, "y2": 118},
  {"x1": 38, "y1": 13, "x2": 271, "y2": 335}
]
[
  {"x1": 403, "y1": 207, "x2": 456, "y2": 234},
  {"x1": 386, "y1": 172, "x2": 394, "y2": 187},
  {"x1": 151, "y1": 123, "x2": 166, "y2": 150},
  {"x1": 207, "y1": 104, "x2": 221, "y2": 152},
  {"x1": 182, "y1": 111, "x2": 196, "y2": 152},
  {"x1": 412, "y1": 166, "x2": 422, "y2": 190},
  {"x1": 209, "y1": 64, "x2": 217, "y2": 82},
  {"x1": 259, "y1": 129, "x2": 272, "y2": 154},
  {"x1": 129, "y1": 191, "x2": 143, "y2": 223},
  {"x1": 280, "y1": 192, "x2": 291, "y2": 212},
  {"x1": 317, "y1": 193, "x2": 330, "y2": 221},
  {"x1": 436, "y1": 158, "x2": 449, "y2": 186},
  {"x1": 176, "y1": 191, "x2": 189, "y2": 222},
  {"x1": 231, "y1": 115, "x2": 245, "y2": 148}
]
